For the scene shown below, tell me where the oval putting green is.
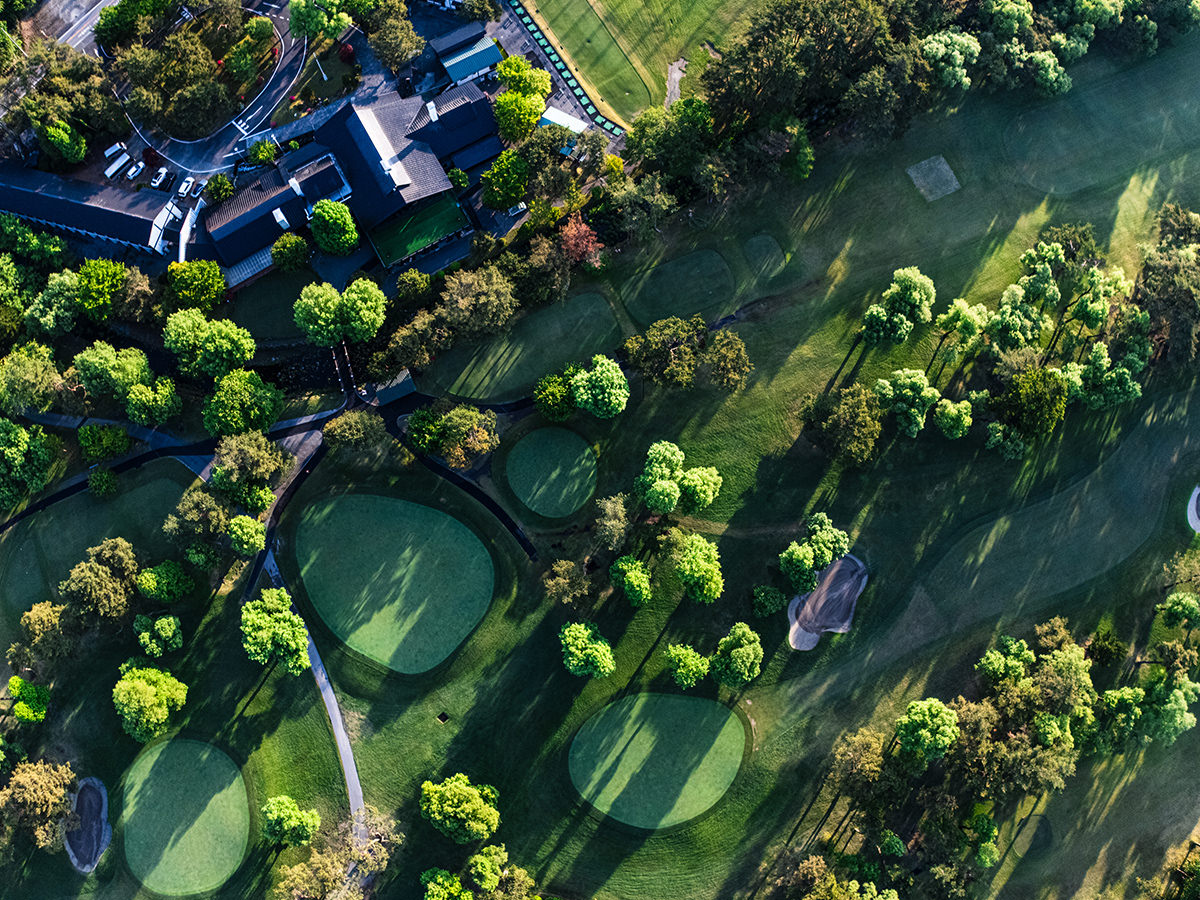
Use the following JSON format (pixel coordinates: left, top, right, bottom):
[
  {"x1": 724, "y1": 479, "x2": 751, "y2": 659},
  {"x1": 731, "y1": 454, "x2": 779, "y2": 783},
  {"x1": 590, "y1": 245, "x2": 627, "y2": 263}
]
[
  {"x1": 122, "y1": 739, "x2": 249, "y2": 896},
  {"x1": 295, "y1": 494, "x2": 494, "y2": 673},
  {"x1": 506, "y1": 428, "x2": 597, "y2": 518},
  {"x1": 568, "y1": 692, "x2": 746, "y2": 829}
]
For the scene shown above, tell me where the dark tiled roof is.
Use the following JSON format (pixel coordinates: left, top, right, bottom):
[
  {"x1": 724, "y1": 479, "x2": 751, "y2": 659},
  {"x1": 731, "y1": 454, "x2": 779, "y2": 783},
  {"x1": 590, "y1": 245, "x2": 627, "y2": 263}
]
[
  {"x1": 205, "y1": 167, "x2": 293, "y2": 235},
  {"x1": 429, "y1": 22, "x2": 486, "y2": 56},
  {"x1": 408, "y1": 82, "x2": 498, "y2": 160},
  {"x1": 451, "y1": 135, "x2": 503, "y2": 171},
  {"x1": 0, "y1": 165, "x2": 172, "y2": 249}
]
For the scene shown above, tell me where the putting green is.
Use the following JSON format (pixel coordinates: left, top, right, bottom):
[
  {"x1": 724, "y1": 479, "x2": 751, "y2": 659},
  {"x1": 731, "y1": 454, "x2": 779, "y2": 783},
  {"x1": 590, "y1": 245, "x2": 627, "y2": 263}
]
[
  {"x1": 122, "y1": 740, "x2": 249, "y2": 896},
  {"x1": 295, "y1": 494, "x2": 494, "y2": 673},
  {"x1": 568, "y1": 693, "x2": 745, "y2": 829},
  {"x1": 506, "y1": 428, "x2": 597, "y2": 518},
  {"x1": 623, "y1": 250, "x2": 736, "y2": 326}
]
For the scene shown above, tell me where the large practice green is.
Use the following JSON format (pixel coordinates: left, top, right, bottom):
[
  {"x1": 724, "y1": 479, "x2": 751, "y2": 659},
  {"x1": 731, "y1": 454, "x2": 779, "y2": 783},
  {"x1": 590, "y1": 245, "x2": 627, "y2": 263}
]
[
  {"x1": 295, "y1": 494, "x2": 495, "y2": 673},
  {"x1": 568, "y1": 693, "x2": 745, "y2": 829},
  {"x1": 505, "y1": 427, "x2": 598, "y2": 518},
  {"x1": 121, "y1": 739, "x2": 250, "y2": 896}
]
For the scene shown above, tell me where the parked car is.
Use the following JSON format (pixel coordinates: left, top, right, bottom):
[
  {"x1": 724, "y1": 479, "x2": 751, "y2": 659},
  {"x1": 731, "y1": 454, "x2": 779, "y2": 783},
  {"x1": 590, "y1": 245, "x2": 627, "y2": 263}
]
[
  {"x1": 190, "y1": 179, "x2": 207, "y2": 198},
  {"x1": 103, "y1": 141, "x2": 127, "y2": 160},
  {"x1": 176, "y1": 176, "x2": 195, "y2": 197},
  {"x1": 506, "y1": 201, "x2": 527, "y2": 217},
  {"x1": 125, "y1": 161, "x2": 145, "y2": 180},
  {"x1": 150, "y1": 166, "x2": 169, "y2": 188}
]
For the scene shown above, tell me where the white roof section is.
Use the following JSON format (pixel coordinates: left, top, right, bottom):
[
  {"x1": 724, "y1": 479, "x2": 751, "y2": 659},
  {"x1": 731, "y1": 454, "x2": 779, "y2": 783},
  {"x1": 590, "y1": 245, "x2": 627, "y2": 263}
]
[
  {"x1": 150, "y1": 201, "x2": 183, "y2": 255},
  {"x1": 356, "y1": 107, "x2": 412, "y2": 188},
  {"x1": 541, "y1": 105, "x2": 589, "y2": 134}
]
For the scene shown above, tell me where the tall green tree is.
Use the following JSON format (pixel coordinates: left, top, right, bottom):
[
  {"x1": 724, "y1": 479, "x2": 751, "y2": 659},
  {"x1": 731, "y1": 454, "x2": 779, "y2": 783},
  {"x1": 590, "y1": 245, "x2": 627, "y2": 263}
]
[
  {"x1": 202, "y1": 369, "x2": 284, "y2": 435},
  {"x1": 241, "y1": 588, "x2": 311, "y2": 675},
  {"x1": 711, "y1": 621, "x2": 763, "y2": 688},
  {"x1": 112, "y1": 665, "x2": 188, "y2": 742},
  {"x1": 419, "y1": 772, "x2": 500, "y2": 844},
  {"x1": 163, "y1": 309, "x2": 256, "y2": 379}
]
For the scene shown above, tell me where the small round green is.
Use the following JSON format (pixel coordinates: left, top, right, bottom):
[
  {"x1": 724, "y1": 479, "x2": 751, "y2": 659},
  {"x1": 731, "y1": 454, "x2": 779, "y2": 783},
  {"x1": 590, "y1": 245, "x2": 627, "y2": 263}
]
[{"x1": 506, "y1": 428, "x2": 598, "y2": 518}]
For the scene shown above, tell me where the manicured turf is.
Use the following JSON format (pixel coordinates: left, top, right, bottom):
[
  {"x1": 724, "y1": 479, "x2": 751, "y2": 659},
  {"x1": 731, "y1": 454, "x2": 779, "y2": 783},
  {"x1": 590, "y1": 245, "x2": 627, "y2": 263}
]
[
  {"x1": 417, "y1": 291, "x2": 621, "y2": 401},
  {"x1": 622, "y1": 249, "x2": 736, "y2": 325},
  {"x1": 295, "y1": 493, "x2": 495, "y2": 673},
  {"x1": 217, "y1": 268, "x2": 316, "y2": 342},
  {"x1": 569, "y1": 693, "x2": 745, "y2": 829},
  {"x1": 506, "y1": 427, "x2": 598, "y2": 518},
  {"x1": 369, "y1": 195, "x2": 468, "y2": 266},
  {"x1": 121, "y1": 739, "x2": 250, "y2": 896}
]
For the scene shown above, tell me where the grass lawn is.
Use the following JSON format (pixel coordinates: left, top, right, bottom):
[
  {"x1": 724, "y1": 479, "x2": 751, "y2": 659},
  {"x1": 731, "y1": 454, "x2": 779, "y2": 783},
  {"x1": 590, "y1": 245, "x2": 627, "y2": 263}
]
[
  {"x1": 310, "y1": 35, "x2": 1200, "y2": 900},
  {"x1": 121, "y1": 740, "x2": 250, "y2": 896},
  {"x1": 621, "y1": 248, "x2": 738, "y2": 326},
  {"x1": 416, "y1": 291, "x2": 622, "y2": 401},
  {"x1": 369, "y1": 196, "x2": 468, "y2": 267},
  {"x1": 568, "y1": 692, "x2": 746, "y2": 829},
  {"x1": 0, "y1": 460, "x2": 347, "y2": 900},
  {"x1": 294, "y1": 493, "x2": 496, "y2": 674},
  {"x1": 504, "y1": 427, "x2": 598, "y2": 518},
  {"x1": 270, "y1": 38, "x2": 357, "y2": 127},
  {"x1": 217, "y1": 267, "x2": 316, "y2": 343}
]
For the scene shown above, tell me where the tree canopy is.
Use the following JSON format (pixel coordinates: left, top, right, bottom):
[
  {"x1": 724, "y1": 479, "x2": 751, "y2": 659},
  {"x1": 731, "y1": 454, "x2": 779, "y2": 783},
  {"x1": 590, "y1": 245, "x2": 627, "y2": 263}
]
[
  {"x1": 241, "y1": 588, "x2": 311, "y2": 676},
  {"x1": 419, "y1": 772, "x2": 500, "y2": 844}
]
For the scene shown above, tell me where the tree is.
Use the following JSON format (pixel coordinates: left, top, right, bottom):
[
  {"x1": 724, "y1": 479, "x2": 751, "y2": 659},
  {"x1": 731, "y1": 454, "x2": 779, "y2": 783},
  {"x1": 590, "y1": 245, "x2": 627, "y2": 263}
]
[
  {"x1": 460, "y1": 0, "x2": 500, "y2": 19},
  {"x1": 261, "y1": 796, "x2": 321, "y2": 846},
  {"x1": 419, "y1": 772, "x2": 500, "y2": 844},
  {"x1": 752, "y1": 584, "x2": 787, "y2": 616},
  {"x1": 625, "y1": 98, "x2": 716, "y2": 193},
  {"x1": 494, "y1": 90, "x2": 545, "y2": 143},
  {"x1": 570, "y1": 355, "x2": 628, "y2": 418},
  {"x1": 88, "y1": 469, "x2": 118, "y2": 499},
  {"x1": 497, "y1": 56, "x2": 552, "y2": 97},
  {"x1": 368, "y1": 0, "x2": 424, "y2": 70},
  {"x1": 830, "y1": 728, "x2": 885, "y2": 801},
  {"x1": 166, "y1": 260, "x2": 226, "y2": 313},
  {"x1": 542, "y1": 558, "x2": 590, "y2": 605},
  {"x1": 294, "y1": 279, "x2": 387, "y2": 346},
  {"x1": 59, "y1": 539, "x2": 138, "y2": 620},
  {"x1": 606, "y1": 175, "x2": 676, "y2": 241},
  {"x1": 533, "y1": 372, "x2": 575, "y2": 421},
  {"x1": 273, "y1": 806, "x2": 400, "y2": 899},
  {"x1": 25, "y1": 269, "x2": 80, "y2": 336},
  {"x1": 560, "y1": 213, "x2": 603, "y2": 267},
  {"x1": 593, "y1": 493, "x2": 631, "y2": 551},
  {"x1": 409, "y1": 403, "x2": 499, "y2": 469},
  {"x1": 136, "y1": 560, "x2": 194, "y2": 603},
  {"x1": 76, "y1": 259, "x2": 126, "y2": 322},
  {"x1": 610, "y1": 556, "x2": 652, "y2": 606},
  {"x1": 163, "y1": 309, "x2": 256, "y2": 379},
  {"x1": 38, "y1": 119, "x2": 87, "y2": 165},
  {"x1": 895, "y1": 698, "x2": 959, "y2": 768},
  {"x1": 272, "y1": 233, "x2": 311, "y2": 272},
  {"x1": 559, "y1": 621, "x2": 616, "y2": 678},
  {"x1": 163, "y1": 486, "x2": 230, "y2": 546},
  {"x1": 8, "y1": 675, "x2": 51, "y2": 724},
  {"x1": 874, "y1": 369, "x2": 940, "y2": 438},
  {"x1": 133, "y1": 614, "x2": 183, "y2": 657},
  {"x1": 78, "y1": 424, "x2": 130, "y2": 462},
  {"x1": 998, "y1": 366, "x2": 1068, "y2": 441},
  {"x1": 623, "y1": 316, "x2": 752, "y2": 391},
  {"x1": 73, "y1": 341, "x2": 151, "y2": 401},
  {"x1": 987, "y1": 283, "x2": 1046, "y2": 352},
  {"x1": 800, "y1": 384, "x2": 884, "y2": 467},
  {"x1": 126, "y1": 377, "x2": 182, "y2": 426},
  {"x1": 922, "y1": 30, "x2": 980, "y2": 89},
  {"x1": 0, "y1": 760, "x2": 75, "y2": 851},
  {"x1": 289, "y1": 0, "x2": 350, "y2": 39},
  {"x1": 931, "y1": 297, "x2": 988, "y2": 365},
  {"x1": 711, "y1": 622, "x2": 762, "y2": 688},
  {"x1": 310, "y1": 199, "x2": 359, "y2": 255},
  {"x1": 323, "y1": 410, "x2": 389, "y2": 451},
  {"x1": 466, "y1": 845, "x2": 508, "y2": 892},
  {"x1": 675, "y1": 532, "x2": 723, "y2": 603},
  {"x1": 203, "y1": 369, "x2": 284, "y2": 435},
  {"x1": 241, "y1": 588, "x2": 311, "y2": 676},
  {"x1": 779, "y1": 513, "x2": 849, "y2": 593},
  {"x1": 932, "y1": 398, "x2": 972, "y2": 439},
  {"x1": 0, "y1": 418, "x2": 54, "y2": 509},
  {"x1": 229, "y1": 515, "x2": 266, "y2": 556},
  {"x1": 678, "y1": 467, "x2": 722, "y2": 513},
  {"x1": 112, "y1": 666, "x2": 188, "y2": 743},
  {"x1": 0, "y1": 343, "x2": 60, "y2": 416},
  {"x1": 665, "y1": 643, "x2": 710, "y2": 688},
  {"x1": 14, "y1": 602, "x2": 75, "y2": 669},
  {"x1": 861, "y1": 267, "x2": 936, "y2": 345},
  {"x1": 1158, "y1": 592, "x2": 1200, "y2": 631},
  {"x1": 207, "y1": 173, "x2": 235, "y2": 203},
  {"x1": 481, "y1": 149, "x2": 529, "y2": 209},
  {"x1": 422, "y1": 868, "x2": 474, "y2": 900},
  {"x1": 437, "y1": 266, "x2": 518, "y2": 336}
]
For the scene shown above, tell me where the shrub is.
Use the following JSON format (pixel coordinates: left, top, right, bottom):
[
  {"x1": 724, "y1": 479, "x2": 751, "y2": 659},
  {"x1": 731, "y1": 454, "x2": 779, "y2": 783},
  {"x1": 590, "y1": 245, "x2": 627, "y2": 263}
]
[
  {"x1": 323, "y1": 409, "x2": 389, "y2": 451},
  {"x1": 229, "y1": 515, "x2": 266, "y2": 556},
  {"x1": 711, "y1": 622, "x2": 763, "y2": 688},
  {"x1": 7, "y1": 675, "x2": 50, "y2": 724},
  {"x1": 447, "y1": 168, "x2": 469, "y2": 190},
  {"x1": 466, "y1": 845, "x2": 507, "y2": 892},
  {"x1": 532, "y1": 372, "x2": 575, "y2": 421},
  {"x1": 559, "y1": 621, "x2": 615, "y2": 678},
  {"x1": 609, "y1": 555, "x2": 652, "y2": 606},
  {"x1": 271, "y1": 233, "x2": 310, "y2": 272},
  {"x1": 752, "y1": 584, "x2": 787, "y2": 616},
  {"x1": 78, "y1": 424, "x2": 131, "y2": 462},
  {"x1": 133, "y1": 614, "x2": 183, "y2": 657},
  {"x1": 665, "y1": 643, "x2": 709, "y2": 689},
  {"x1": 310, "y1": 199, "x2": 359, "y2": 255},
  {"x1": 136, "y1": 560, "x2": 194, "y2": 603},
  {"x1": 88, "y1": 468, "x2": 118, "y2": 499}
]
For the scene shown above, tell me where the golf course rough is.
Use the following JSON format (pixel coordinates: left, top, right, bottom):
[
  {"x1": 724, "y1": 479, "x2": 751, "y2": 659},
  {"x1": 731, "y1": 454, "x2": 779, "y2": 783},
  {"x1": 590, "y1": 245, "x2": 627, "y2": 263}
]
[
  {"x1": 121, "y1": 739, "x2": 250, "y2": 896},
  {"x1": 296, "y1": 493, "x2": 495, "y2": 673},
  {"x1": 568, "y1": 692, "x2": 746, "y2": 829},
  {"x1": 506, "y1": 427, "x2": 598, "y2": 518}
]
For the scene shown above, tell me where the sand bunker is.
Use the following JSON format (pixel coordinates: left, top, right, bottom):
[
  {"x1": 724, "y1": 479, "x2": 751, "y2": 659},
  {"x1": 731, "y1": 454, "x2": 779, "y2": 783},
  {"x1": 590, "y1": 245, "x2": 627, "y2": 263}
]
[
  {"x1": 65, "y1": 777, "x2": 111, "y2": 874},
  {"x1": 788, "y1": 553, "x2": 868, "y2": 650},
  {"x1": 906, "y1": 156, "x2": 961, "y2": 201}
]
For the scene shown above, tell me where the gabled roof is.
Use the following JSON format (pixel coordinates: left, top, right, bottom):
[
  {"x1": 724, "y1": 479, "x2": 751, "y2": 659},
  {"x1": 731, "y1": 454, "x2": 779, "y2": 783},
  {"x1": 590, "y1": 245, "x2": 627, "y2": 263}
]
[
  {"x1": 429, "y1": 22, "x2": 487, "y2": 56},
  {"x1": 0, "y1": 165, "x2": 176, "y2": 252},
  {"x1": 441, "y1": 34, "x2": 503, "y2": 83},
  {"x1": 407, "y1": 81, "x2": 498, "y2": 160}
]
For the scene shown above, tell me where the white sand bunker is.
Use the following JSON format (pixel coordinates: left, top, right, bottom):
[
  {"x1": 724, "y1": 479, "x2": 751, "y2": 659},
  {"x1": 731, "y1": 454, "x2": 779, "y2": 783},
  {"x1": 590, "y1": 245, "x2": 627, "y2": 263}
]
[
  {"x1": 1188, "y1": 486, "x2": 1200, "y2": 534},
  {"x1": 788, "y1": 553, "x2": 868, "y2": 650},
  {"x1": 906, "y1": 156, "x2": 961, "y2": 201}
]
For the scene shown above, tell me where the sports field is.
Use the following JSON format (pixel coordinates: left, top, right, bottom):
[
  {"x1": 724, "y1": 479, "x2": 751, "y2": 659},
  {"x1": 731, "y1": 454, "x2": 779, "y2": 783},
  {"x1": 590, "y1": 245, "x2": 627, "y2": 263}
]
[
  {"x1": 369, "y1": 195, "x2": 468, "y2": 267},
  {"x1": 417, "y1": 291, "x2": 621, "y2": 401},
  {"x1": 569, "y1": 693, "x2": 745, "y2": 829},
  {"x1": 505, "y1": 427, "x2": 597, "y2": 518},
  {"x1": 121, "y1": 740, "x2": 250, "y2": 896},
  {"x1": 295, "y1": 493, "x2": 495, "y2": 673}
]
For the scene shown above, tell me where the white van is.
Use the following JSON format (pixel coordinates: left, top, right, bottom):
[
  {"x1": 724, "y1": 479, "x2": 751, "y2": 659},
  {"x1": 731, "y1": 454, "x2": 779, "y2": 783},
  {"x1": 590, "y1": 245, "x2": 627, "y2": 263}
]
[
  {"x1": 103, "y1": 141, "x2": 127, "y2": 160},
  {"x1": 104, "y1": 152, "x2": 131, "y2": 179}
]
